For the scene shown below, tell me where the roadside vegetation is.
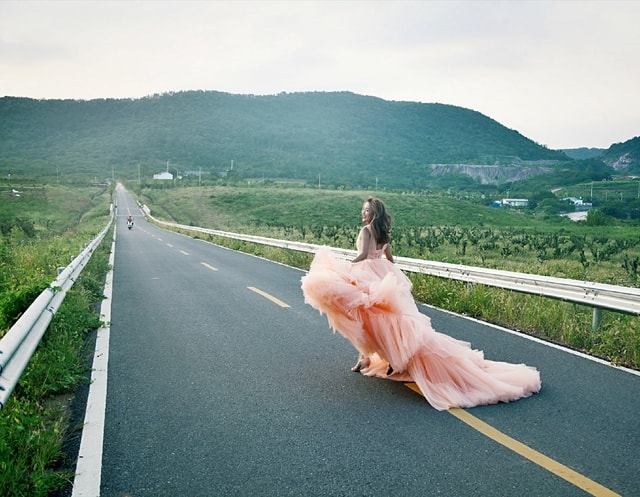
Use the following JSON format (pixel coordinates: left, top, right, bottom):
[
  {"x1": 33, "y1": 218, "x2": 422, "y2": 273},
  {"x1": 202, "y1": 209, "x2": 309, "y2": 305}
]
[
  {"x1": 131, "y1": 182, "x2": 640, "y2": 370},
  {"x1": 0, "y1": 182, "x2": 112, "y2": 496}
]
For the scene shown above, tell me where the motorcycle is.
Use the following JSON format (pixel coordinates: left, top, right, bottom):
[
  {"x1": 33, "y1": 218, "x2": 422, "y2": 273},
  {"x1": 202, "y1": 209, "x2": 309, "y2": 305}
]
[{"x1": 127, "y1": 220, "x2": 133, "y2": 230}]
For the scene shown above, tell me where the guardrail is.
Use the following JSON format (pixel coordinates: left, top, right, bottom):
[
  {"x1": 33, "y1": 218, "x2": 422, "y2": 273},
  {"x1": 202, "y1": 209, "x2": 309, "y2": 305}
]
[
  {"x1": 0, "y1": 215, "x2": 114, "y2": 410},
  {"x1": 145, "y1": 207, "x2": 640, "y2": 330}
]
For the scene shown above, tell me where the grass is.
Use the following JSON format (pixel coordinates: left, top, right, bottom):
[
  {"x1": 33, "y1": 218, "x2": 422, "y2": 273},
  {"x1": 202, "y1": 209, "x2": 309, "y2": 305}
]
[{"x1": 0, "y1": 264, "x2": 111, "y2": 495}]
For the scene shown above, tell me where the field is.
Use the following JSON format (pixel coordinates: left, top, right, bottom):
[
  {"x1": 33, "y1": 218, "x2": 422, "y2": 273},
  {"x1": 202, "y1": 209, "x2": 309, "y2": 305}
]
[{"x1": 133, "y1": 183, "x2": 640, "y2": 285}]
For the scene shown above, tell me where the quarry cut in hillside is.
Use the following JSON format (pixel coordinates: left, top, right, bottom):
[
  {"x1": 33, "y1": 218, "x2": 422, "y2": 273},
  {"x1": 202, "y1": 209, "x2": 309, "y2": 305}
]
[{"x1": 429, "y1": 163, "x2": 555, "y2": 184}]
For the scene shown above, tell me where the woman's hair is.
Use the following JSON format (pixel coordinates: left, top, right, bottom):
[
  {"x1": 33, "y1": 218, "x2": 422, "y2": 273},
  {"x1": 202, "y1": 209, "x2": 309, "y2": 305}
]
[{"x1": 366, "y1": 196, "x2": 392, "y2": 245}]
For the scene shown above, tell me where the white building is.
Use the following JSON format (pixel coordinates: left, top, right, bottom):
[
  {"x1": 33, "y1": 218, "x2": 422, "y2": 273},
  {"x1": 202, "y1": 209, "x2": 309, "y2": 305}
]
[
  {"x1": 501, "y1": 198, "x2": 529, "y2": 207},
  {"x1": 562, "y1": 197, "x2": 592, "y2": 211},
  {"x1": 153, "y1": 171, "x2": 174, "y2": 180}
]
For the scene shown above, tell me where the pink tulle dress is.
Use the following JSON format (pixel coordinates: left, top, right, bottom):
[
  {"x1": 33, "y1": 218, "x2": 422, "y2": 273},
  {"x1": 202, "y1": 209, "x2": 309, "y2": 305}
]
[{"x1": 301, "y1": 226, "x2": 541, "y2": 411}]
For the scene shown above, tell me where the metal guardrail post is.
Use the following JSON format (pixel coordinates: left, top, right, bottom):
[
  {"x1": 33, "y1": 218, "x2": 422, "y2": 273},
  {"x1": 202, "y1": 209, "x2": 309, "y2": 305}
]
[{"x1": 592, "y1": 308, "x2": 602, "y2": 333}]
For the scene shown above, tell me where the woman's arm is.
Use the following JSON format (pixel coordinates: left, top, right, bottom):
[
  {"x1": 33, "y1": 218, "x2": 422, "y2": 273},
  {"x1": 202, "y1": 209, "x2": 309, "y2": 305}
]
[
  {"x1": 351, "y1": 227, "x2": 370, "y2": 263},
  {"x1": 384, "y1": 244, "x2": 394, "y2": 263}
]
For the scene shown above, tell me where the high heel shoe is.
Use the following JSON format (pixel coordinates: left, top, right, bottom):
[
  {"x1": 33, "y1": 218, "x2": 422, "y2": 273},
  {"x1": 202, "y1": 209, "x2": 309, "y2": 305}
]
[{"x1": 351, "y1": 356, "x2": 370, "y2": 372}]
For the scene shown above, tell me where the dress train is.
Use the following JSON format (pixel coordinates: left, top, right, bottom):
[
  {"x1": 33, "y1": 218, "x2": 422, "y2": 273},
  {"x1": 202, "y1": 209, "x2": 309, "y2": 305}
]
[{"x1": 301, "y1": 246, "x2": 541, "y2": 411}]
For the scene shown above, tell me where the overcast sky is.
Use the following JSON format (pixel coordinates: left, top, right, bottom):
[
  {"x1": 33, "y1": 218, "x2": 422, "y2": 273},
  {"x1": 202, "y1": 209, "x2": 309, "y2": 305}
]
[{"x1": 1, "y1": 0, "x2": 638, "y2": 150}]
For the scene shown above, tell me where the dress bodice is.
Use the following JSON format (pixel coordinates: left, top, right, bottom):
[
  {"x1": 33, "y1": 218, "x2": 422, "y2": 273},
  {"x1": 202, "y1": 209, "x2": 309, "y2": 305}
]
[{"x1": 356, "y1": 226, "x2": 387, "y2": 260}]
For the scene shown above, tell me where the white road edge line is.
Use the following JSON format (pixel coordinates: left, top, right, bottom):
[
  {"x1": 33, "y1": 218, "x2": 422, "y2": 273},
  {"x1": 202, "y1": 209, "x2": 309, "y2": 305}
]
[{"x1": 71, "y1": 228, "x2": 116, "y2": 496}]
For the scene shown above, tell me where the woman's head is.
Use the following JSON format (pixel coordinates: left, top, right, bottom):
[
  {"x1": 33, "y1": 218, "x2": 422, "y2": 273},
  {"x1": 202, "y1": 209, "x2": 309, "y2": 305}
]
[{"x1": 362, "y1": 196, "x2": 391, "y2": 244}]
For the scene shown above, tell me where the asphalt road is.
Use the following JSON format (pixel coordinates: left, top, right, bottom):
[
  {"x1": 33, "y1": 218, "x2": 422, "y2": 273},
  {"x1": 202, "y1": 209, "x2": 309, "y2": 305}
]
[{"x1": 92, "y1": 188, "x2": 639, "y2": 497}]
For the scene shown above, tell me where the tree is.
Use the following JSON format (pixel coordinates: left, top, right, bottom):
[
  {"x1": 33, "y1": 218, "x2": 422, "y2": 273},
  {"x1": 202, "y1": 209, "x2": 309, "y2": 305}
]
[{"x1": 584, "y1": 209, "x2": 610, "y2": 226}]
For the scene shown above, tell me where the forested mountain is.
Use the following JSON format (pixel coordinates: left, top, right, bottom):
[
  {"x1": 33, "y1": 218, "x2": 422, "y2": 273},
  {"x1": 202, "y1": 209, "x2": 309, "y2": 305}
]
[{"x1": 0, "y1": 90, "x2": 618, "y2": 189}]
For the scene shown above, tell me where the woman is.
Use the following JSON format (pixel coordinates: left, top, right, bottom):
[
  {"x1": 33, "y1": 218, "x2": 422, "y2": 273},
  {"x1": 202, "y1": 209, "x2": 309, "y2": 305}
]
[{"x1": 301, "y1": 196, "x2": 541, "y2": 411}]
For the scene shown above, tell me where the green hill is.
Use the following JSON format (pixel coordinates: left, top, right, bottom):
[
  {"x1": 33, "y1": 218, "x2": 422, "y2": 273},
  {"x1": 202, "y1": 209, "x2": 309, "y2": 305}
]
[{"x1": 0, "y1": 91, "x2": 570, "y2": 189}]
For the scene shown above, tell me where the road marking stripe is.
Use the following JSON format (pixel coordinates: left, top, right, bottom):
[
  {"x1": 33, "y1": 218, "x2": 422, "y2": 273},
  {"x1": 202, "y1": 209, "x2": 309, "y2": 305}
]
[
  {"x1": 247, "y1": 286, "x2": 290, "y2": 308},
  {"x1": 201, "y1": 262, "x2": 218, "y2": 271},
  {"x1": 405, "y1": 383, "x2": 621, "y2": 497},
  {"x1": 179, "y1": 250, "x2": 189, "y2": 256},
  {"x1": 71, "y1": 235, "x2": 116, "y2": 496},
  {"x1": 166, "y1": 243, "x2": 173, "y2": 247}
]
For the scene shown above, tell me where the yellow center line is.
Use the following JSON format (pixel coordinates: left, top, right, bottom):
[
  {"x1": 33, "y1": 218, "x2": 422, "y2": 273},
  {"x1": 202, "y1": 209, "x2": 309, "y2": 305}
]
[
  {"x1": 405, "y1": 383, "x2": 621, "y2": 497},
  {"x1": 247, "y1": 286, "x2": 290, "y2": 308},
  {"x1": 201, "y1": 262, "x2": 218, "y2": 271}
]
